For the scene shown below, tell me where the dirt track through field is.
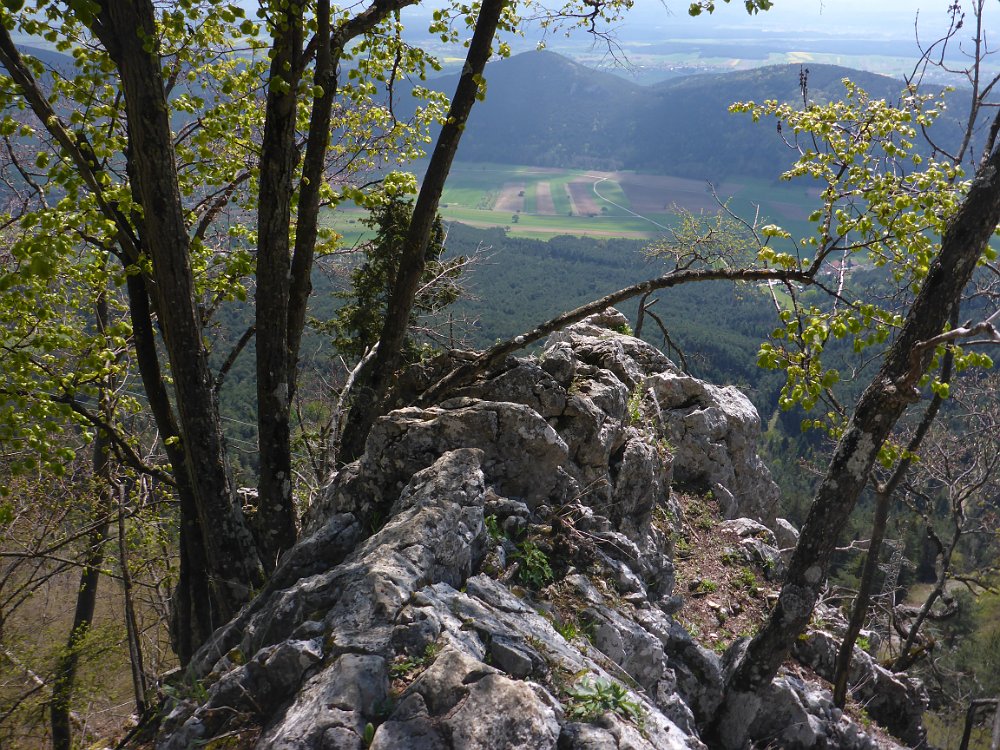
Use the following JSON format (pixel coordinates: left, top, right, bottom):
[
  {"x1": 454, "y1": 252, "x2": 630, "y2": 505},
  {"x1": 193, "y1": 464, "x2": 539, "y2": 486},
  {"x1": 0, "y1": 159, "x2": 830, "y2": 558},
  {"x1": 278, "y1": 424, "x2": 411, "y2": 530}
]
[
  {"x1": 495, "y1": 182, "x2": 525, "y2": 213},
  {"x1": 535, "y1": 182, "x2": 556, "y2": 215},
  {"x1": 616, "y1": 173, "x2": 720, "y2": 213}
]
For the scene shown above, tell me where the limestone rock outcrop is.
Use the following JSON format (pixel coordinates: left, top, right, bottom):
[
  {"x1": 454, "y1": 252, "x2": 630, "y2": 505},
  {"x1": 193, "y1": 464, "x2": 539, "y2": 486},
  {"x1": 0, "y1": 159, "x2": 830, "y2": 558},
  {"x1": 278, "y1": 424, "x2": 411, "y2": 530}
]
[{"x1": 153, "y1": 310, "x2": 921, "y2": 750}]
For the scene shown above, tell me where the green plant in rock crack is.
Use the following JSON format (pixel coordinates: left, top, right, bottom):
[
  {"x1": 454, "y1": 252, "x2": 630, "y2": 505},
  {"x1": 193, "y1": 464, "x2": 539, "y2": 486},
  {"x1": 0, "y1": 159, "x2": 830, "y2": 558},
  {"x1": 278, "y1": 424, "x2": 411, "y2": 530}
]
[
  {"x1": 736, "y1": 566, "x2": 759, "y2": 594},
  {"x1": 485, "y1": 513, "x2": 503, "y2": 542},
  {"x1": 578, "y1": 615, "x2": 598, "y2": 645},
  {"x1": 162, "y1": 674, "x2": 210, "y2": 704},
  {"x1": 389, "y1": 642, "x2": 441, "y2": 679},
  {"x1": 514, "y1": 539, "x2": 554, "y2": 588},
  {"x1": 552, "y1": 616, "x2": 580, "y2": 642},
  {"x1": 626, "y1": 385, "x2": 644, "y2": 425},
  {"x1": 565, "y1": 677, "x2": 645, "y2": 725},
  {"x1": 655, "y1": 436, "x2": 675, "y2": 459},
  {"x1": 362, "y1": 722, "x2": 376, "y2": 748},
  {"x1": 673, "y1": 535, "x2": 693, "y2": 559},
  {"x1": 720, "y1": 548, "x2": 743, "y2": 566}
]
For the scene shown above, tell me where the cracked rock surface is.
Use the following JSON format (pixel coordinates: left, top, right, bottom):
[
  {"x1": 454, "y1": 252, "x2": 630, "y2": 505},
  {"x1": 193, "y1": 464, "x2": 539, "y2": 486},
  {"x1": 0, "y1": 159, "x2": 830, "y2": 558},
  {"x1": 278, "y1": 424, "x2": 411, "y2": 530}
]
[{"x1": 154, "y1": 310, "x2": 920, "y2": 750}]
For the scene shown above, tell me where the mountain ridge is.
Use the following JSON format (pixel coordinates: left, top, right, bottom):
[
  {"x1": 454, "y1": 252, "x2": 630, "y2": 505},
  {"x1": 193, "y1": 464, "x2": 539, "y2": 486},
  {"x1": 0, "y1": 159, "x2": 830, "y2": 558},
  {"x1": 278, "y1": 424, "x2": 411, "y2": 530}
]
[{"x1": 423, "y1": 50, "x2": 966, "y2": 180}]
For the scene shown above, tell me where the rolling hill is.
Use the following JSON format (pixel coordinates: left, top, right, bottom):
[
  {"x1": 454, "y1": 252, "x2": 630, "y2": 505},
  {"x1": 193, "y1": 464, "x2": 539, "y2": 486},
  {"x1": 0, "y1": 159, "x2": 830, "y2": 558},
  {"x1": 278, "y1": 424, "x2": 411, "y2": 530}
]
[{"x1": 421, "y1": 50, "x2": 969, "y2": 181}]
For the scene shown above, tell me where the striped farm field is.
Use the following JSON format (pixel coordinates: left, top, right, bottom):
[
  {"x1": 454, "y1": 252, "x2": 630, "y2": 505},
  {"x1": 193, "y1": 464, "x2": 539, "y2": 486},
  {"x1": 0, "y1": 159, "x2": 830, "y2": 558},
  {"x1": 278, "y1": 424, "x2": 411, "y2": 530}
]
[{"x1": 321, "y1": 161, "x2": 822, "y2": 241}]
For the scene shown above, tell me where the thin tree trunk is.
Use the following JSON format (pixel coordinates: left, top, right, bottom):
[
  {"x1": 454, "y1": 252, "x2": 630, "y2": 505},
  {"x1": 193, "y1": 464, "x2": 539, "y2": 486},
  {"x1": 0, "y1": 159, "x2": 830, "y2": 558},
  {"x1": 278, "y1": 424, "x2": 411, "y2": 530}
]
[
  {"x1": 262, "y1": 0, "x2": 426, "y2": 564},
  {"x1": 117, "y1": 484, "x2": 148, "y2": 715},
  {"x1": 50, "y1": 295, "x2": 113, "y2": 750},
  {"x1": 990, "y1": 697, "x2": 1000, "y2": 750},
  {"x1": 92, "y1": 0, "x2": 263, "y2": 623},
  {"x1": 0, "y1": 15, "x2": 220, "y2": 661},
  {"x1": 254, "y1": 2, "x2": 304, "y2": 571},
  {"x1": 124, "y1": 272, "x2": 213, "y2": 663},
  {"x1": 287, "y1": 0, "x2": 334, "y2": 383},
  {"x1": 49, "y1": 468, "x2": 109, "y2": 750},
  {"x1": 418, "y1": 266, "x2": 811, "y2": 408},
  {"x1": 892, "y1": 523, "x2": 960, "y2": 671},
  {"x1": 709, "y1": 125, "x2": 1000, "y2": 750},
  {"x1": 338, "y1": 0, "x2": 510, "y2": 463},
  {"x1": 960, "y1": 699, "x2": 998, "y2": 750},
  {"x1": 832, "y1": 339, "x2": 953, "y2": 706}
]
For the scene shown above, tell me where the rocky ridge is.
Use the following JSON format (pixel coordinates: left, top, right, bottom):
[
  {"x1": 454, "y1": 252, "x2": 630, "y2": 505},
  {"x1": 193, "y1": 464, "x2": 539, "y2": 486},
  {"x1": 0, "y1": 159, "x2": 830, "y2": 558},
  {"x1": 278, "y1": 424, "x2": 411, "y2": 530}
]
[{"x1": 154, "y1": 309, "x2": 925, "y2": 749}]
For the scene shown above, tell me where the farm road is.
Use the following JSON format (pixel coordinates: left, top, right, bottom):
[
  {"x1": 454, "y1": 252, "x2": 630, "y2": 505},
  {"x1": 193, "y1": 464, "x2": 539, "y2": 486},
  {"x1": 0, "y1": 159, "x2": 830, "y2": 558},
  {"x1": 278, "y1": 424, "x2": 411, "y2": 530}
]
[{"x1": 591, "y1": 177, "x2": 671, "y2": 231}]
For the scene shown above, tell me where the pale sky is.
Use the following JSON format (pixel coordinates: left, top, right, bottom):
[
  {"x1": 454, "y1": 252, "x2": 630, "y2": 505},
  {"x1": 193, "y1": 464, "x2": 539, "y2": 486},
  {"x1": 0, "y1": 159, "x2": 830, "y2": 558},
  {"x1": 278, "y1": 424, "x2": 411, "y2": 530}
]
[{"x1": 596, "y1": 1, "x2": 951, "y2": 40}]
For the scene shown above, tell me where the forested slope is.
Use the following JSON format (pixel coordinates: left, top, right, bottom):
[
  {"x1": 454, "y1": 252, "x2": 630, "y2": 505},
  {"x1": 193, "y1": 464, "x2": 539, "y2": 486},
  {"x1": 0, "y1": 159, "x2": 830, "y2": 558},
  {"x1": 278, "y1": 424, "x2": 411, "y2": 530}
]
[{"x1": 417, "y1": 51, "x2": 969, "y2": 180}]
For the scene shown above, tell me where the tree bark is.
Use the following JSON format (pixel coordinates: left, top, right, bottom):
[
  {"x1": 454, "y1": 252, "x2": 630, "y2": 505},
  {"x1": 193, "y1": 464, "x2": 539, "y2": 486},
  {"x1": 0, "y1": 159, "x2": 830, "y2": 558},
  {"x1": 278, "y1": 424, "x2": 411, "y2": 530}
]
[
  {"x1": 338, "y1": 0, "x2": 509, "y2": 463},
  {"x1": 254, "y1": 0, "x2": 304, "y2": 571},
  {"x1": 709, "y1": 125, "x2": 1000, "y2": 750},
  {"x1": 117, "y1": 485, "x2": 148, "y2": 716},
  {"x1": 892, "y1": 509, "x2": 961, "y2": 671},
  {"x1": 0, "y1": 14, "x2": 219, "y2": 659},
  {"x1": 991, "y1": 697, "x2": 1000, "y2": 750},
  {"x1": 287, "y1": 0, "x2": 334, "y2": 383},
  {"x1": 260, "y1": 0, "x2": 421, "y2": 565},
  {"x1": 960, "y1": 699, "x2": 998, "y2": 750},
  {"x1": 92, "y1": 0, "x2": 263, "y2": 624},
  {"x1": 122, "y1": 271, "x2": 213, "y2": 663}
]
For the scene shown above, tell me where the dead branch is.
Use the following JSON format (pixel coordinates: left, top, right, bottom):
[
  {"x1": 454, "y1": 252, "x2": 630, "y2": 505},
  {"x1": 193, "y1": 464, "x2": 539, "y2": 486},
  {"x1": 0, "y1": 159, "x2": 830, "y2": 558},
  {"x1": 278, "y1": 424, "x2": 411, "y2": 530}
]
[{"x1": 418, "y1": 265, "x2": 813, "y2": 405}]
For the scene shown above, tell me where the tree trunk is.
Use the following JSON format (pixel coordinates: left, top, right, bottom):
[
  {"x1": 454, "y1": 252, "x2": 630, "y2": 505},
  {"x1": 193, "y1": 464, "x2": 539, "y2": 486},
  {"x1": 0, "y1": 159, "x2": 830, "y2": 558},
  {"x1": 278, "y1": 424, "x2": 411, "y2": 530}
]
[
  {"x1": 991, "y1": 697, "x2": 1000, "y2": 750},
  {"x1": 287, "y1": 0, "x2": 334, "y2": 383},
  {"x1": 117, "y1": 485, "x2": 148, "y2": 715},
  {"x1": 0, "y1": 11, "x2": 221, "y2": 662},
  {"x1": 709, "y1": 128, "x2": 1000, "y2": 749},
  {"x1": 892, "y1": 520, "x2": 960, "y2": 671},
  {"x1": 50, "y1": 434, "x2": 110, "y2": 750},
  {"x1": 50, "y1": 299, "x2": 113, "y2": 750},
  {"x1": 123, "y1": 271, "x2": 214, "y2": 663},
  {"x1": 338, "y1": 0, "x2": 509, "y2": 463},
  {"x1": 832, "y1": 342, "x2": 951, "y2": 706},
  {"x1": 960, "y1": 699, "x2": 998, "y2": 750},
  {"x1": 419, "y1": 266, "x2": 811, "y2": 408},
  {"x1": 254, "y1": 2, "x2": 304, "y2": 571},
  {"x1": 93, "y1": 0, "x2": 262, "y2": 624}
]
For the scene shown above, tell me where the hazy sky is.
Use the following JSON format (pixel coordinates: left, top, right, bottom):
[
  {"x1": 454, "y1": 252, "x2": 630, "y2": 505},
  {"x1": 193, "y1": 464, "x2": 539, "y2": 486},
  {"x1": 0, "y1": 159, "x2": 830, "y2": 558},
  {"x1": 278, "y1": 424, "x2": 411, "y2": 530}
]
[{"x1": 609, "y1": 1, "x2": 953, "y2": 40}]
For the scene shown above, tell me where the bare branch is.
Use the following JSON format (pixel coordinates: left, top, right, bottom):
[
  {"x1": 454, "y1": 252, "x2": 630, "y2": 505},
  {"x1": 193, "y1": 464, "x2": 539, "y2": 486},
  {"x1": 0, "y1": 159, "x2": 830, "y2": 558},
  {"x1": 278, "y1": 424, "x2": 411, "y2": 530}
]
[{"x1": 420, "y1": 265, "x2": 813, "y2": 405}]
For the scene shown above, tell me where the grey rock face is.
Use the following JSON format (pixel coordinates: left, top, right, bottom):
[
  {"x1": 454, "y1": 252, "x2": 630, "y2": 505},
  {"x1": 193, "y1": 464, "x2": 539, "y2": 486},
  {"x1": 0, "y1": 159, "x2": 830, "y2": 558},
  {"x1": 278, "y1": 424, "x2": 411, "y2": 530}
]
[
  {"x1": 154, "y1": 310, "x2": 900, "y2": 750},
  {"x1": 645, "y1": 372, "x2": 781, "y2": 524},
  {"x1": 747, "y1": 672, "x2": 881, "y2": 750},
  {"x1": 774, "y1": 516, "x2": 801, "y2": 563},
  {"x1": 374, "y1": 646, "x2": 562, "y2": 749},
  {"x1": 258, "y1": 654, "x2": 389, "y2": 750},
  {"x1": 793, "y1": 628, "x2": 928, "y2": 747},
  {"x1": 719, "y1": 517, "x2": 785, "y2": 581}
]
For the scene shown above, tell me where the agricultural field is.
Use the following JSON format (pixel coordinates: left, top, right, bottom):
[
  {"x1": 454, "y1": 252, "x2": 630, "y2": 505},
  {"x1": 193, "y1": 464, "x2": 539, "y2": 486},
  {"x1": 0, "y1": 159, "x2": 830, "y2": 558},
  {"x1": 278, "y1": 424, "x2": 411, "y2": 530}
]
[{"x1": 323, "y1": 161, "x2": 820, "y2": 243}]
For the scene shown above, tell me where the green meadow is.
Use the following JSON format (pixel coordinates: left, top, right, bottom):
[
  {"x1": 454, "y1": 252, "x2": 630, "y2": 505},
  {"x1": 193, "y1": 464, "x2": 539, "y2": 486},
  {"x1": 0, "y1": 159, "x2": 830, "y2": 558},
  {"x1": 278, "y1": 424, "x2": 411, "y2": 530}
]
[{"x1": 322, "y1": 161, "x2": 822, "y2": 243}]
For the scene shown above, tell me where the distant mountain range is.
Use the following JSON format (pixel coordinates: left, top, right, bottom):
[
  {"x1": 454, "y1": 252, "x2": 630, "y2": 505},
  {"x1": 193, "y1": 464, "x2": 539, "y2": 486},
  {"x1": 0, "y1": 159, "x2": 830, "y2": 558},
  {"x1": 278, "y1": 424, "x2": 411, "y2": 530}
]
[
  {"x1": 426, "y1": 50, "x2": 969, "y2": 181},
  {"x1": 10, "y1": 44, "x2": 970, "y2": 183}
]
